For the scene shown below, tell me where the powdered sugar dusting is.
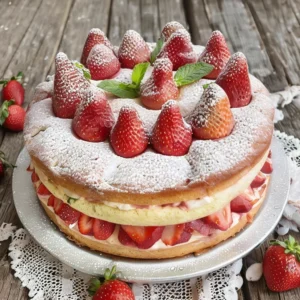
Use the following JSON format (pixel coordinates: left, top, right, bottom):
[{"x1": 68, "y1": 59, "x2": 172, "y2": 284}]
[{"x1": 25, "y1": 47, "x2": 274, "y2": 194}]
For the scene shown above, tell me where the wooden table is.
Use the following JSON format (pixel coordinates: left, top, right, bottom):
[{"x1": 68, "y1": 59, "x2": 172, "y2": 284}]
[{"x1": 0, "y1": 0, "x2": 299, "y2": 299}]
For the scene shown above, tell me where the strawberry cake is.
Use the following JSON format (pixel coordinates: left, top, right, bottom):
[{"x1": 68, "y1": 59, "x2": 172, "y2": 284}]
[{"x1": 24, "y1": 22, "x2": 274, "y2": 259}]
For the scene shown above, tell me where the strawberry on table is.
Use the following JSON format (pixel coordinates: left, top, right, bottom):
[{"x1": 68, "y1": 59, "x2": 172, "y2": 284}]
[
  {"x1": 80, "y1": 28, "x2": 113, "y2": 66},
  {"x1": 118, "y1": 30, "x2": 150, "y2": 69},
  {"x1": 151, "y1": 100, "x2": 192, "y2": 156},
  {"x1": 216, "y1": 52, "x2": 252, "y2": 108},
  {"x1": 87, "y1": 44, "x2": 121, "y2": 80},
  {"x1": 52, "y1": 52, "x2": 90, "y2": 118},
  {"x1": 161, "y1": 21, "x2": 186, "y2": 41},
  {"x1": 198, "y1": 31, "x2": 231, "y2": 79},
  {"x1": 0, "y1": 151, "x2": 15, "y2": 178},
  {"x1": 190, "y1": 83, "x2": 234, "y2": 140},
  {"x1": 88, "y1": 266, "x2": 135, "y2": 300},
  {"x1": 0, "y1": 72, "x2": 25, "y2": 106},
  {"x1": 141, "y1": 58, "x2": 179, "y2": 110},
  {"x1": 203, "y1": 204, "x2": 233, "y2": 231},
  {"x1": 0, "y1": 100, "x2": 26, "y2": 131},
  {"x1": 157, "y1": 29, "x2": 197, "y2": 70},
  {"x1": 263, "y1": 236, "x2": 300, "y2": 292},
  {"x1": 110, "y1": 106, "x2": 148, "y2": 158},
  {"x1": 72, "y1": 86, "x2": 114, "y2": 142},
  {"x1": 93, "y1": 219, "x2": 115, "y2": 240}
]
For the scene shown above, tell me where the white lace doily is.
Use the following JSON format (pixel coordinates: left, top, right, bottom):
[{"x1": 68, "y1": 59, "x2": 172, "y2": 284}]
[{"x1": 1, "y1": 86, "x2": 300, "y2": 299}]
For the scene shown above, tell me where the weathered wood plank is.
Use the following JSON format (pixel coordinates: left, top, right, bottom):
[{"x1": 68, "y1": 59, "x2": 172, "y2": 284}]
[
  {"x1": 0, "y1": 0, "x2": 42, "y2": 78},
  {"x1": 52, "y1": 0, "x2": 112, "y2": 63},
  {"x1": 245, "y1": 0, "x2": 300, "y2": 88},
  {"x1": 186, "y1": 0, "x2": 287, "y2": 92},
  {"x1": 242, "y1": 232, "x2": 300, "y2": 299}
]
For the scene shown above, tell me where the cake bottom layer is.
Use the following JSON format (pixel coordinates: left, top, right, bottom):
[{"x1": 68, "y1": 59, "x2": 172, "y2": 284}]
[{"x1": 37, "y1": 185, "x2": 268, "y2": 259}]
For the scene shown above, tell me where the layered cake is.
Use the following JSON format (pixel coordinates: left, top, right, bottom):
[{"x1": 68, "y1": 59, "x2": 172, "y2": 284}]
[{"x1": 24, "y1": 22, "x2": 274, "y2": 259}]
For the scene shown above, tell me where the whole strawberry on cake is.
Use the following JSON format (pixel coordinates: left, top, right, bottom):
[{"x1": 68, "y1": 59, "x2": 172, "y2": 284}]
[{"x1": 24, "y1": 22, "x2": 274, "y2": 259}]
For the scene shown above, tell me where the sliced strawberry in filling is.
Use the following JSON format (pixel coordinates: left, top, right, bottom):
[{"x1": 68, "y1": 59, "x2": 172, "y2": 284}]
[
  {"x1": 78, "y1": 214, "x2": 94, "y2": 235},
  {"x1": 203, "y1": 204, "x2": 233, "y2": 231},
  {"x1": 250, "y1": 172, "x2": 266, "y2": 188},
  {"x1": 37, "y1": 183, "x2": 51, "y2": 196},
  {"x1": 187, "y1": 219, "x2": 214, "y2": 236},
  {"x1": 230, "y1": 194, "x2": 253, "y2": 213},
  {"x1": 31, "y1": 171, "x2": 39, "y2": 183},
  {"x1": 93, "y1": 219, "x2": 115, "y2": 240},
  {"x1": 118, "y1": 227, "x2": 137, "y2": 247},
  {"x1": 57, "y1": 204, "x2": 80, "y2": 225},
  {"x1": 161, "y1": 224, "x2": 185, "y2": 246},
  {"x1": 47, "y1": 195, "x2": 55, "y2": 207},
  {"x1": 261, "y1": 158, "x2": 273, "y2": 174},
  {"x1": 53, "y1": 197, "x2": 63, "y2": 214},
  {"x1": 121, "y1": 225, "x2": 164, "y2": 249},
  {"x1": 27, "y1": 164, "x2": 33, "y2": 172}
]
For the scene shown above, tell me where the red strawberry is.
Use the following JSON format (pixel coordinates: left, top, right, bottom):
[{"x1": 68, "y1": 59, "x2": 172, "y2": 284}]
[
  {"x1": 72, "y1": 86, "x2": 114, "y2": 142},
  {"x1": 230, "y1": 193, "x2": 253, "y2": 213},
  {"x1": 87, "y1": 44, "x2": 121, "y2": 80},
  {"x1": 80, "y1": 28, "x2": 113, "y2": 66},
  {"x1": 31, "y1": 170, "x2": 39, "y2": 183},
  {"x1": 161, "y1": 21, "x2": 186, "y2": 41},
  {"x1": 161, "y1": 224, "x2": 186, "y2": 246},
  {"x1": 52, "y1": 52, "x2": 90, "y2": 118},
  {"x1": 47, "y1": 195, "x2": 55, "y2": 207},
  {"x1": 216, "y1": 52, "x2": 252, "y2": 107},
  {"x1": 93, "y1": 219, "x2": 115, "y2": 240},
  {"x1": 54, "y1": 197, "x2": 63, "y2": 214},
  {"x1": 157, "y1": 29, "x2": 197, "y2": 70},
  {"x1": 118, "y1": 227, "x2": 137, "y2": 247},
  {"x1": 140, "y1": 58, "x2": 179, "y2": 110},
  {"x1": 110, "y1": 106, "x2": 148, "y2": 158},
  {"x1": 250, "y1": 172, "x2": 266, "y2": 189},
  {"x1": 198, "y1": 31, "x2": 231, "y2": 79},
  {"x1": 187, "y1": 219, "x2": 214, "y2": 236},
  {"x1": 118, "y1": 30, "x2": 150, "y2": 69},
  {"x1": 0, "y1": 100, "x2": 25, "y2": 131},
  {"x1": 37, "y1": 183, "x2": 51, "y2": 196},
  {"x1": 57, "y1": 203, "x2": 80, "y2": 225},
  {"x1": 1, "y1": 72, "x2": 25, "y2": 106},
  {"x1": 191, "y1": 83, "x2": 234, "y2": 140},
  {"x1": 121, "y1": 225, "x2": 164, "y2": 249},
  {"x1": 0, "y1": 151, "x2": 15, "y2": 177},
  {"x1": 261, "y1": 158, "x2": 273, "y2": 174},
  {"x1": 89, "y1": 266, "x2": 134, "y2": 300},
  {"x1": 151, "y1": 100, "x2": 192, "y2": 156},
  {"x1": 203, "y1": 204, "x2": 233, "y2": 231},
  {"x1": 78, "y1": 214, "x2": 94, "y2": 235},
  {"x1": 263, "y1": 236, "x2": 300, "y2": 292}
]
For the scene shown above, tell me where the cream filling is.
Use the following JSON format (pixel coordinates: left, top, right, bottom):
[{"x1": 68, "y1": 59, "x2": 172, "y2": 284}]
[{"x1": 33, "y1": 149, "x2": 269, "y2": 226}]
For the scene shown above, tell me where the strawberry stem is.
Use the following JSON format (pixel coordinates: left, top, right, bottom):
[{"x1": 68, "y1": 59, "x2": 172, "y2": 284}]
[
  {"x1": 0, "y1": 100, "x2": 15, "y2": 126},
  {"x1": 270, "y1": 235, "x2": 300, "y2": 261},
  {"x1": 0, "y1": 151, "x2": 16, "y2": 169}
]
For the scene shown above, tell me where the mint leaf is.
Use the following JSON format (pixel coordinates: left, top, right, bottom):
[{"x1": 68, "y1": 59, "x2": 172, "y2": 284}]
[
  {"x1": 203, "y1": 83, "x2": 210, "y2": 89},
  {"x1": 174, "y1": 62, "x2": 214, "y2": 87},
  {"x1": 66, "y1": 195, "x2": 79, "y2": 204},
  {"x1": 131, "y1": 62, "x2": 150, "y2": 88},
  {"x1": 98, "y1": 80, "x2": 139, "y2": 98},
  {"x1": 150, "y1": 38, "x2": 163, "y2": 64},
  {"x1": 0, "y1": 100, "x2": 14, "y2": 126},
  {"x1": 74, "y1": 61, "x2": 91, "y2": 80}
]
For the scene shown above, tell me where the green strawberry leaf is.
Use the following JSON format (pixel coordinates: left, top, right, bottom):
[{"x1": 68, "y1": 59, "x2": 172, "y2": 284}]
[
  {"x1": 174, "y1": 62, "x2": 214, "y2": 87},
  {"x1": 0, "y1": 100, "x2": 14, "y2": 126},
  {"x1": 150, "y1": 38, "x2": 163, "y2": 64},
  {"x1": 73, "y1": 61, "x2": 91, "y2": 80},
  {"x1": 98, "y1": 80, "x2": 139, "y2": 98},
  {"x1": 131, "y1": 62, "x2": 150, "y2": 88},
  {"x1": 87, "y1": 278, "x2": 101, "y2": 296}
]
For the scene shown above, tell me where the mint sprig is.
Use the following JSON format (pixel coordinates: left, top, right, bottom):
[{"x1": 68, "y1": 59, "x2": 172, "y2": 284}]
[
  {"x1": 0, "y1": 100, "x2": 14, "y2": 126},
  {"x1": 73, "y1": 61, "x2": 91, "y2": 80},
  {"x1": 150, "y1": 38, "x2": 163, "y2": 64},
  {"x1": 98, "y1": 62, "x2": 149, "y2": 99},
  {"x1": 66, "y1": 195, "x2": 79, "y2": 204},
  {"x1": 174, "y1": 62, "x2": 214, "y2": 87}
]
